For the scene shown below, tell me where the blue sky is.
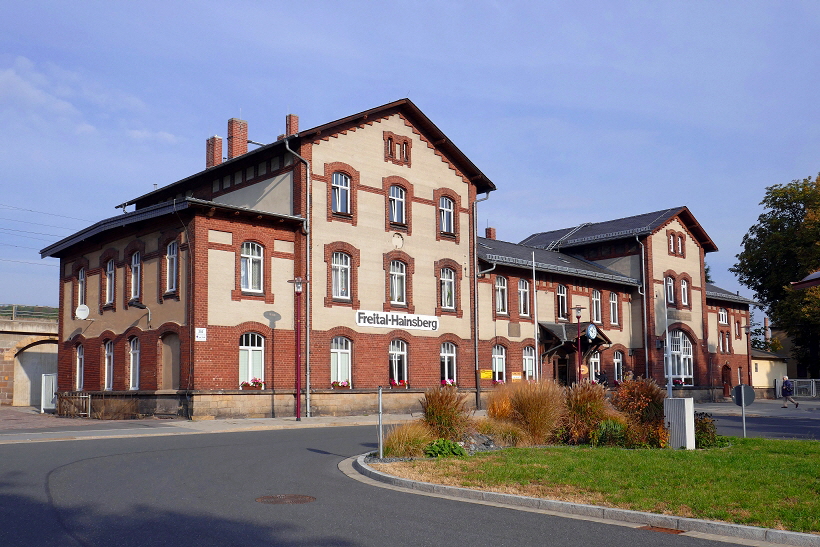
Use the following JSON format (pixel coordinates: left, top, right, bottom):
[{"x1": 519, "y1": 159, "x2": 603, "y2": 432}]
[{"x1": 2, "y1": 1, "x2": 819, "y2": 307}]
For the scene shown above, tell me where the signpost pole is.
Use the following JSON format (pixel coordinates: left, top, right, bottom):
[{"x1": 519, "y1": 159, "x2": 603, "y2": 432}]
[{"x1": 741, "y1": 385, "x2": 747, "y2": 438}]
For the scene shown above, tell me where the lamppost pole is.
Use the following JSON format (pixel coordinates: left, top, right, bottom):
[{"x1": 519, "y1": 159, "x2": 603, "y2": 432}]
[
  {"x1": 575, "y1": 305, "x2": 584, "y2": 383},
  {"x1": 289, "y1": 277, "x2": 304, "y2": 421}
]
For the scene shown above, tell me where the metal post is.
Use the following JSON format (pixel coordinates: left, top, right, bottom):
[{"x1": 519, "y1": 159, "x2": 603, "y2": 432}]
[
  {"x1": 741, "y1": 385, "x2": 747, "y2": 438},
  {"x1": 664, "y1": 303, "x2": 672, "y2": 398},
  {"x1": 378, "y1": 386, "x2": 383, "y2": 459},
  {"x1": 289, "y1": 277, "x2": 304, "y2": 421},
  {"x1": 576, "y1": 314, "x2": 582, "y2": 383}
]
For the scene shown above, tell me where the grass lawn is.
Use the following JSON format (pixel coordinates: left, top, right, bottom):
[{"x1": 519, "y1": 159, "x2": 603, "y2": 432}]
[{"x1": 371, "y1": 437, "x2": 820, "y2": 533}]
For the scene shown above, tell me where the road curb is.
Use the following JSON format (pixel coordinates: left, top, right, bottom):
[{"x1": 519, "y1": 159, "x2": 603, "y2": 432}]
[{"x1": 353, "y1": 455, "x2": 820, "y2": 547}]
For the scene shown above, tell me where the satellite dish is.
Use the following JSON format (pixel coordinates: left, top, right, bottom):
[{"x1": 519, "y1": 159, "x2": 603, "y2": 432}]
[{"x1": 75, "y1": 304, "x2": 90, "y2": 320}]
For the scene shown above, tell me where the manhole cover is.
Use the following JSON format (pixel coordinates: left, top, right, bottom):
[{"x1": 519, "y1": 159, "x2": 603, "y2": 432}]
[
  {"x1": 637, "y1": 526, "x2": 684, "y2": 535},
  {"x1": 256, "y1": 495, "x2": 316, "y2": 505}
]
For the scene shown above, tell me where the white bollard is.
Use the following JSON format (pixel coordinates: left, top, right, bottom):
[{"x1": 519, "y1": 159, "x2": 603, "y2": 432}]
[{"x1": 664, "y1": 397, "x2": 695, "y2": 450}]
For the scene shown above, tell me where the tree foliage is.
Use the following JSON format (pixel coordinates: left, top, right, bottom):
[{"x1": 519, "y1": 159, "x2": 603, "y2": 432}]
[{"x1": 731, "y1": 174, "x2": 820, "y2": 376}]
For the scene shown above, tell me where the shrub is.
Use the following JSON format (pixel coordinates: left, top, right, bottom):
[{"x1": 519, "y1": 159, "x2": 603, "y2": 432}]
[
  {"x1": 383, "y1": 422, "x2": 435, "y2": 457},
  {"x1": 486, "y1": 383, "x2": 513, "y2": 420},
  {"x1": 564, "y1": 381, "x2": 609, "y2": 444},
  {"x1": 590, "y1": 418, "x2": 627, "y2": 447},
  {"x1": 508, "y1": 380, "x2": 566, "y2": 444},
  {"x1": 610, "y1": 377, "x2": 666, "y2": 424},
  {"x1": 476, "y1": 418, "x2": 530, "y2": 447},
  {"x1": 694, "y1": 411, "x2": 729, "y2": 449},
  {"x1": 625, "y1": 420, "x2": 669, "y2": 449},
  {"x1": 425, "y1": 438, "x2": 468, "y2": 458},
  {"x1": 420, "y1": 386, "x2": 471, "y2": 440}
]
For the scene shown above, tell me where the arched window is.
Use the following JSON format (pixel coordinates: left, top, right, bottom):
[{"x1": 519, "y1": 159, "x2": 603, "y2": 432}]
[
  {"x1": 389, "y1": 260, "x2": 406, "y2": 305},
  {"x1": 388, "y1": 185, "x2": 405, "y2": 224},
  {"x1": 609, "y1": 292, "x2": 619, "y2": 325},
  {"x1": 130, "y1": 252, "x2": 141, "y2": 300},
  {"x1": 330, "y1": 337, "x2": 352, "y2": 386},
  {"x1": 492, "y1": 345, "x2": 506, "y2": 382},
  {"x1": 78, "y1": 268, "x2": 86, "y2": 307},
  {"x1": 557, "y1": 284, "x2": 568, "y2": 319},
  {"x1": 239, "y1": 333, "x2": 264, "y2": 385},
  {"x1": 129, "y1": 337, "x2": 140, "y2": 390},
  {"x1": 332, "y1": 172, "x2": 351, "y2": 214},
  {"x1": 332, "y1": 252, "x2": 351, "y2": 300},
  {"x1": 718, "y1": 308, "x2": 728, "y2": 324},
  {"x1": 665, "y1": 276, "x2": 675, "y2": 304},
  {"x1": 440, "y1": 267, "x2": 455, "y2": 310},
  {"x1": 440, "y1": 342, "x2": 456, "y2": 384},
  {"x1": 105, "y1": 259, "x2": 115, "y2": 304},
  {"x1": 495, "y1": 276, "x2": 508, "y2": 314},
  {"x1": 389, "y1": 340, "x2": 408, "y2": 384},
  {"x1": 518, "y1": 280, "x2": 530, "y2": 316},
  {"x1": 75, "y1": 345, "x2": 84, "y2": 391},
  {"x1": 240, "y1": 242, "x2": 263, "y2": 293},
  {"x1": 669, "y1": 329, "x2": 693, "y2": 385},
  {"x1": 589, "y1": 351, "x2": 601, "y2": 382},
  {"x1": 681, "y1": 279, "x2": 689, "y2": 306},
  {"x1": 613, "y1": 350, "x2": 624, "y2": 383},
  {"x1": 104, "y1": 340, "x2": 114, "y2": 390},
  {"x1": 166, "y1": 241, "x2": 178, "y2": 293},
  {"x1": 523, "y1": 346, "x2": 536, "y2": 380},
  {"x1": 591, "y1": 290, "x2": 602, "y2": 323},
  {"x1": 439, "y1": 196, "x2": 454, "y2": 234}
]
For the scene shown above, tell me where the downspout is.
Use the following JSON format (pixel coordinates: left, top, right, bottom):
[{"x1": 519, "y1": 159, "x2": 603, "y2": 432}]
[
  {"x1": 532, "y1": 251, "x2": 539, "y2": 380},
  {"x1": 473, "y1": 192, "x2": 491, "y2": 409},
  {"x1": 636, "y1": 235, "x2": 649, "y2": 379},
  {"x1": 283, "y1": 137, "x2": 312, "y2": 417}
]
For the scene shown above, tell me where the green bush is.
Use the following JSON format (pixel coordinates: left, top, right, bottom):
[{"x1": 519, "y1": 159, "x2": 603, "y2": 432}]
[
  {"x1": 420, "y1": 386, "x2": 471, "y2": 441},
  {"x1": 694, "y1": 412, "x2": 729, "y2": 449},
  {"x1": 425, "y1": 438, "x2": 468, "y2": 458},
  {"x1": 591, "y1": 419, "x2": 627, "y2": 447}
]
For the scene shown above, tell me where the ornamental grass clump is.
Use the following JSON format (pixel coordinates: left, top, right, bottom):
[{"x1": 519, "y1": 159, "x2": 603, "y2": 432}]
[
  {"x1": 508, "y1": 380, "x2": 566, "y2": 444},
  {"x1": 564, "y1": 381, "x2": 610, "y2": 445},
  {"x1": 486, "y1": 383, "x2": 513, "y2": 420},
  {"x1": 420, "y1": 386, "x2": 471, "y2": 441},
  {"x1": 610, "y1": 377, "x2": 668, "y2": 448},
  {"x1": 476, "y1": 418, "x2": 529, "y2": 447},
  {"x1": 383, "y1": 422, "x2": 435, "y2": 457}
]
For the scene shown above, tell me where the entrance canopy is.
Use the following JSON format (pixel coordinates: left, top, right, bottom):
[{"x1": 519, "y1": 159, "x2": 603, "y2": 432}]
[{"x1": 538, "y1": 321, "x2": 611, "y2": 360}]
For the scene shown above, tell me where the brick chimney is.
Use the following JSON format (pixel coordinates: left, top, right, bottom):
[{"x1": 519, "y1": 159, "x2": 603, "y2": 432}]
[
  {"x1": 485, "y1": 227, "x2": 496, "y2": 240},
  {"x1": 206, "y1": 135, "x2": 223, "y2": 168},
  {"x1": 286, "y1": 114, "x2": 299, "y2": 136},
  {"x1": 227, "y1": 118, "x2": 248, "y2": 159}
]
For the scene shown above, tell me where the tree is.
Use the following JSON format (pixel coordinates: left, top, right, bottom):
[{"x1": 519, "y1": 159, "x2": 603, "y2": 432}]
[
  {"x1": 704, "y1": 263, "x2": 714, "y2": 283},
  {"x1": 730, "y1": 174, "x2": 820, "y2": 378}
]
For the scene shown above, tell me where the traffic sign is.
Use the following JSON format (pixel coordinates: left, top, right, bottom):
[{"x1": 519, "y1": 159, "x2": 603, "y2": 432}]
[{"x1": 732, "y1": 384, "x2": 755, "y2": 407}]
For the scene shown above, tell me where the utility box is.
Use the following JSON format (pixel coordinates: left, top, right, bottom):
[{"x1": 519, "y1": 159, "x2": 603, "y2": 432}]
[{"x1": 664, "y1": 397, "x2": 695, "y2": 450}]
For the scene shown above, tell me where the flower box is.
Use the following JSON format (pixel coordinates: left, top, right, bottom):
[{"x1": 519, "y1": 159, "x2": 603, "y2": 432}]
[
  {"x1": 331, "y1": 381, "x2": 351, "y2": 389},
  {"x1": 240, "y1": 377, "x2": 266, "y2": 390},
  {"x1": 242, "y1": 385, "x2": 262, "y2": 391}
]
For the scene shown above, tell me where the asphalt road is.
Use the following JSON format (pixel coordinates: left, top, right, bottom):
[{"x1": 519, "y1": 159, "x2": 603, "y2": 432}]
[{"x1": 0, "y1": 425, "x2": 780, "y2": 547}]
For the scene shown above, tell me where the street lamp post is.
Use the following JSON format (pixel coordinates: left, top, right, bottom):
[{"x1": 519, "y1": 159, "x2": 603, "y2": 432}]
[
  {"x1": 289, "y1": 277, "x2": 304, "y2": 421},
  {"x1": 744, "y1": 324, "x2": 752, "y2": 387},
  {"x1": 575, "y1": 305, "x2": 584, "y2": 384}
]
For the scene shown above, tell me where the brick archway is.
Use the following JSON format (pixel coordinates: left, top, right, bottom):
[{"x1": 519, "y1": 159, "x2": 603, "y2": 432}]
[{"x1": 5, "y1": 335, "x2": 58, "y2": 407}]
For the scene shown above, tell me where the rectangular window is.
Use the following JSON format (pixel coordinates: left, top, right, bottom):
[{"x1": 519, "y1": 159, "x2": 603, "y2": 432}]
[
  {"x1": 129, "y1": 337, "x2": 140, "y2": 390},
  {"x1": 332, "y1": 172, "x2": 351, "y2": 214},
  {"x1": 441, "y1": 268, "x2": 455, "y2": 310},
  {"x1": 439, "y1": 197, "x2": 454, "y2": 234},
  {"x1": 332, "y1": 252, "x2": 351, "y2": 300},
  {"x1": 240, "y1": 242, "x2": 263, "y2": 293},
  {"x1": 492, "y1": 345, "x2": 506, "y2": 382},
  {"x1": 519, "y1": 280, "x2": 530, "y2": 316},
  {"x1": 104, "y1": 340, "x2": 114, "y2": 390},
  {"x1": 681, "y1": 279, "x2": 689, "y2": 306},
  {"x1": 557, "y1": 285, "x2": 568, "y2": 319},
  {"x1": 389, "y1": 340, "x2": 408, "y2": 383},
  {"x1": 239, "y1": 333, "x2": 264, "y2": 385},
  {"x1": 591, "y1": 290, "x2": 602, "y2": 323},
  {"x1": 609, "y1": 292, "x2": 619, "y2": 325},
  {"x1": 389, "y1": 185, "x2": 405, "y2": 224},
  {"x1": 105, "y1": 260, "x2": 115, "y2": 305},
  {"x1": 523, "y1": 346, "x2": 535, "y2": 379},
  {"x1": 440, "y1": 342, "x2": 456, "y2": 383},
  {"x1": 166, "y1": 241, "x2": 178, "y2": 293},
  {"x1": 75, "y1": 345, "x2": 84, "y2": 391},
  {"x1": 390, "y1": 261, "x2": 406, "y2": 305},
  {"x1": 78, "y1": 268, "x2": 86, "y2": 307},
  {"x1": 495, "y1": 277, "x2": 508, "y2": 314},
  {"x1": 130, "y1": 252, "x2": 141, "y2": 300},
  {"x1": 666, "y1": 277, "x2": 675, "y2": 304},
  {"x1": 331, "y1": 337, "x2": 352, "y2": 385}
]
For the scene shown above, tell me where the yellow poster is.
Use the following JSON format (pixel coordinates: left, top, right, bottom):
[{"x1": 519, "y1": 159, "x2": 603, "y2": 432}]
[
  {"x1": 511, "y1": 372, "x2": 522, "y2": 382},
  {"x1": 480, "y1": 369, "x2": 493, "y2": 379}
]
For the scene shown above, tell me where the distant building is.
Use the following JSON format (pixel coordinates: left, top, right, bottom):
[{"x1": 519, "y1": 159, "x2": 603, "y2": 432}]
[{"x1": 41, "y1": 99, "x2": 755, "y2": 419}]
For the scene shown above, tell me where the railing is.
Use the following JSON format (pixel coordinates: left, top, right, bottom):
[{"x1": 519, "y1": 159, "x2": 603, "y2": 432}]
[
  {"x1": 57, "y1": 392, "x2": 91, "y2": 418},
  {"x1": 0, "y1": 305, "x2": 58, "y2": 321},
  {"x1": 793, "y1": 379, "x2": 819, "y2": 398}
]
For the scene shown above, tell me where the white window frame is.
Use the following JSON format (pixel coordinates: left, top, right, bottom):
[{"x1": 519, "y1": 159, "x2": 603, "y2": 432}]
[
  {"x1": 76, "y1": 345, "x2": 84, "y2": 391},
  {"x1": 440, "y1": 267, "x2": 455, "y2": 310},
  {"x1": 332, "y1": 172, "x2": 351, "y2": 214},
  {"x1": 669, "y1": 329, "x2": 694, "y2": 385},
  {"x1": 718, "y1": 307, "x2": 728, "y2": 324},
  {"x1": 332, "y1": 252, "x2": 351, "y2": 300},
  {"x1": 518, "y1": 279, "x2": 530, "y2": 317},
  {"x1": 129, "y1": 337, "x2": 140, "y2": 390},
  {"x1": 609, "y1": 292, "x2": 619, "y2": 325},
  {"x1": 166, "y1": 241, "x2": 178, "y2": 293},
  {"x1": 589, "y1": 351, "x2": 601, "y2": 382},
  {"x1": 389, "y1": 260, "x2": 406, "y2": 305},
  {"x1": 439, "y1": 196, "x2": 454, "y2": 234},
  {"x1": 495, "y1": 276, "x2": 508, "y2": 314},
  {"x1": 330, "y1": 336, "x2": 352, "y2": 386},
  {"x1": 440, "y1": 342, "x2": 456, "y2": 383},
  {"x1": 130, "y1": 252, "x2": 141, "y2": 300},
  {"x1": 389, "y1": 185, "x2": 405, "y2": 224},
  {"x1": 492, "y1": 345, "x2": 506, "y2": 382},
  {"x1": 613, "y1": 350, "x2": 624, "y2": 383},
  {"x1": 389, "y1": 339, "x2": 408, "y2": 383},
  {"x1": 591, "y1": 289, "x2": 602, "y2": 323},
  {"x1": 523, "y1": 346, "x2": 536, "y2": 380},
  {"x1": 105, "y1": 259, "x2": 115, "y2": 305},
  {"x1": 666, "y1": 276, "x2": 675, "y2": 304},
  {"x1": 677, "y1": 235, "x2": 684, "y2": 255},
  {"x1": 557, "y1": 284, "x2": 568, "y2": 319},
  {"x1": 240, "y1": 242, "x2": 263, "y2": 293},
  {"x1": 681, "y1": 279, "x2": 689, "y2": 306},
  {"x1": 239, "y1": 332, "x2": 264, "y2": 385},
  {"x1": 104, "y1": 340, "x2": 114, "y2": 390},
  {"x1": 669, "y1": 234, "x2": 675, "y2": 253},
  {"x1": 78, "y1": 268, "x2": 86, "y2": 307}
]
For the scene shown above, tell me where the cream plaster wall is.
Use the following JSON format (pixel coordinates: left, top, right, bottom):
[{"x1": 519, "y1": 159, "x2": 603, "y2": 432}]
[
  {"x1": 751, "y1": 358, "x2": 787, "y2": 388},
  {"x1": 308, "y1": 114, "x2": 473, "y2": 339},
  {"x1": 208, "y1": 230, "x2": 233, "y2": 245},
  {"x1": 214, "y1": 172, "x2": 293, "y2": 216}
]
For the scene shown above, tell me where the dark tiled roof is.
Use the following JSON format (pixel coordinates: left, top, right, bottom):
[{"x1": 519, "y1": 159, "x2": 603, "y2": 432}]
[
  {"x1": 477, "y1": 237, "x2": 640, "y2": 286},
  {"x1": 704, "y1": 283, "x2": 757, "y2": 306},
  {"x1": 520, "y1": 206, "x2": 717, "y2": 252},
  {"x1": 751, "y1": 348, "x2": 788, "y2": 361}
]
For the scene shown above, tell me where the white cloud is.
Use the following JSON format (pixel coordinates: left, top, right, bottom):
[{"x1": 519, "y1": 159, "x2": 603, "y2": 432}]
[{"x1": 127, "y1": 129, "x2": 177, "y2": 143}]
